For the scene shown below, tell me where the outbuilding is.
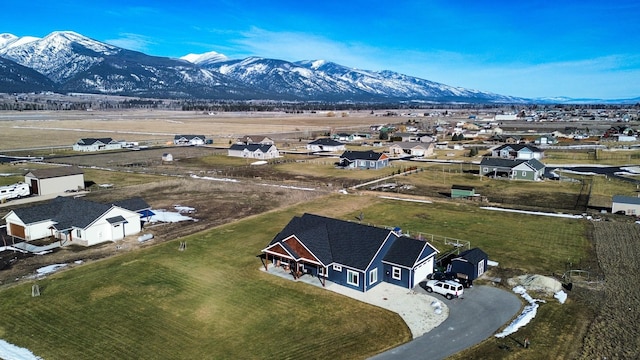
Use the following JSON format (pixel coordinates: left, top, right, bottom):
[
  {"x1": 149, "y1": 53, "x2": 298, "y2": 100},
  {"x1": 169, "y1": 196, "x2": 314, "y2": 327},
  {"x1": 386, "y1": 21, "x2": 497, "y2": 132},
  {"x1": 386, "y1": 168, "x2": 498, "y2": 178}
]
[
  {"x1": 447, "y1": 247, "x2": 488, "y2": 281},
  {"x1": 24, "y1": 166, "x2": 85, "y2": 196},
  {"x1": 451, "y1": 185, "x2": 475, "y2": 198},
  {"x1": 611, "y1": 195, "x2": 640, "y2": 215}
]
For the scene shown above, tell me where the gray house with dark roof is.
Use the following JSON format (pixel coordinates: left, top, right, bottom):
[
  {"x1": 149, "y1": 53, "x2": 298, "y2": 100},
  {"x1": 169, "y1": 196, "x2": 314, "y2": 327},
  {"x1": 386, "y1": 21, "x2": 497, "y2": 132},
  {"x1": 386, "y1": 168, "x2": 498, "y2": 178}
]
[
  {"x1": 228, "y1": 144, "x2": 279, "y2": 159},
  {"x1": 479, "y1": 157, "x2": 545, "y2": 181},
  {"x1": 338, "y1": 150, "x2": 389, "y2": 169},
  {"x1": 3, "y1": 196, "x2": 143, "y2": 246},
  {"x1": 306, "y1": 138, "x2": 346, "y2": 152},
  {"x1": 262, "y1": 213, "x2": 438, "y2": 292}
]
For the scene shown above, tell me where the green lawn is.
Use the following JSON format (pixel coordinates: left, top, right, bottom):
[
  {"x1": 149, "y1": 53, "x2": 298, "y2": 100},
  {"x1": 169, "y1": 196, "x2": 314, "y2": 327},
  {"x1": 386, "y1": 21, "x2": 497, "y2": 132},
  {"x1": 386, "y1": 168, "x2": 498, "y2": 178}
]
[{"x1": 0, "y1": 194, "x2": 591, "y2": 359}]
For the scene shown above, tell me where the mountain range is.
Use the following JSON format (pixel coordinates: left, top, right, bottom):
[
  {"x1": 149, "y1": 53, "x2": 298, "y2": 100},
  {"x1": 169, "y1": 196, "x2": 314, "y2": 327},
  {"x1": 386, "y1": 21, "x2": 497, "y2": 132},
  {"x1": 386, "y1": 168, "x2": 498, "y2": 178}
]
[{"x1": 0, "y1": 31, "x2": 636, "y2": 104}]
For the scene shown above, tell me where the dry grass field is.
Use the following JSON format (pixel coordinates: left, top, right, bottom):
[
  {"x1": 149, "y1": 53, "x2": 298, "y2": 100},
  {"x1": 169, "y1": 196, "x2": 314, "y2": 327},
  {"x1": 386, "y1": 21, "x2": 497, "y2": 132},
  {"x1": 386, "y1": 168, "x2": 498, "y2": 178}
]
[
  {"x1": 0, "y1": 109, "x2": 387, "y2": 150},
  {"x1": 1, "y1": 110, "x2": 639, "y2": 359}
]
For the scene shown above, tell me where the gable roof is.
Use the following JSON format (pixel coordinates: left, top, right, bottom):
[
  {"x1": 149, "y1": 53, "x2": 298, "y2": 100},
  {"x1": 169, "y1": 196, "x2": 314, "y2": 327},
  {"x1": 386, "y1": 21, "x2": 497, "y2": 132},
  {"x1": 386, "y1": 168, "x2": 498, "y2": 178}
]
[
  {"x1": 308, "y1": 138, "x2": 344, "y2": 146},
  {"x1": 76, "y1": 138, "x2": 116, "y2": 145},
  {"x1": 388, "y1": 142, "x2": 427, "y2": 150},
  {"x1": 340, "y1": 150, "x2": 387, "y2": 161},
  {"x1": 452, "y1": 247, "x2": 487, "y2": 265},
  {"x1": 174, "y1": 135, "x2": 205, "y2": 140},
  {"x1": 25, "y1": 166, "x2": 84, "y2": 179},
  {"x1": 266, "y1": 213, "x2": 395, "y2": 271},
  {"x1": 480, "y1": 157, "x2": 545, "y2": 171},
  {"x1": 612, "y1": 195, "x2": 640, "y2": 205},
  {"x1": 10, "y1": 196, "x2": 111, "y2": 230},
  {"x1": 229, "y1": 144, "x2": 276, "y2": 152},
  {"x1": 111, "y1": 197, "x2": 151, "y2": 212},
  {"x1": 382, "y1": 236, "x2": 437, "y2": 268},
  {"x1": 494, "y1": 144, "x2": 542, "y2": 153}
]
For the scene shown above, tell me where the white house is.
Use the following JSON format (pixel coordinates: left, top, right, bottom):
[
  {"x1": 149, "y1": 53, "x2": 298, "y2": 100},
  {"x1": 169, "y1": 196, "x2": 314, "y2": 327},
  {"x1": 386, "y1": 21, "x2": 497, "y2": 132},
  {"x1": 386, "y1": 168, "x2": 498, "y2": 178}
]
[
  {"x1": 24, "y1": 166, "x2": 85, "y2": 196},
  {"x1": 388, "y1": 142, "x2": 434, "y2": 157},
  {"x1": 174, "y1": 135, "x2": 206, "y2": 146},
  {"x1": 611, "y1": 195, "x2": 640, "y2": 215},
  {"x1": 73, "y1": 138, "x2": 123, "y2": 152},
  {"x1": 306, "y1": 138, "x2": 346, "y2": 152},
  {"x1": 228, "y1": 144, "x2": 279, "y2": 159},
  {"x1": 3, "y1": 196, "x2": 144, "y2": 246},
  {"x1": 238, "y1": 135, "x2": 275, "y2": 145}
]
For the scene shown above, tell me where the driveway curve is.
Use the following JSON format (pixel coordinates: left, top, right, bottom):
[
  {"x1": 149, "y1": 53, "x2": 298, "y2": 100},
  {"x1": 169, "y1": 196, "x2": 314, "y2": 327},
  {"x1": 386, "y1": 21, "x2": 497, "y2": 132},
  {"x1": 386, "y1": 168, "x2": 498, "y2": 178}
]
[{"x1": 371, "y1": 285, "x2": 522, "y2": 360}]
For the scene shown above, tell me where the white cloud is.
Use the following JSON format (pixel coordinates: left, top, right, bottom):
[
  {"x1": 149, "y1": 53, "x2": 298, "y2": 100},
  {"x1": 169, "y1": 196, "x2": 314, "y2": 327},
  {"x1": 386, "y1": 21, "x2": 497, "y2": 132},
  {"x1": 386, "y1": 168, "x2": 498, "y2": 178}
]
[{"x1": 105, "y1": 33, "x2": 155, "y2": 53}]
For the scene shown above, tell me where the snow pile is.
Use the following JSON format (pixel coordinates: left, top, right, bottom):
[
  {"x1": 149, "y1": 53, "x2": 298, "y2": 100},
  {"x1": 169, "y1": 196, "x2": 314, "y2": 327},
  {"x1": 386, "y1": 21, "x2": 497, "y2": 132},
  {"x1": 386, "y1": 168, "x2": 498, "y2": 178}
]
[
  {"x1": 147, "y1": 209, "x2": 195, "y2": 223},
  {"x1": 190, "y1": 174, "x2": 238, "y2": 182},
  {"x1": 495, "y1": 285, "x2": 545, "y2": 338},
  {"x1": 507, "y1": 274, "x2": 562, "y2": 296},
  {"x1": 174, "y1": 205, "x2": 195, "y2": 213},
  {"x1": 36, "y1": 263, "x2": 67, "y2": 276},
  {"x1": 554, "y1": 290, "x2": 567, "y2": 304},
  {"x1": 431, "y1": 300, "x2": 443, "y2": 315},
  {"x1": 481, "y1": 206, "x2": 583, "y2": 219},
  {"x1": 0, "y1": 339, "x2": 42, "y2": 360}
]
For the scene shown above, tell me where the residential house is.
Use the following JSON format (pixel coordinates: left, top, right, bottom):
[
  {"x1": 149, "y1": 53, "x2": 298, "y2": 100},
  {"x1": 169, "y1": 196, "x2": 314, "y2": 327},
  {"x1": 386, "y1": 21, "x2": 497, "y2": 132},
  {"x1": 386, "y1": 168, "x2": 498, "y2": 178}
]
[
  {"x1": 227, "y1": 144, "x2": 279, "y2": 159},
  {"x1": 447, "y1": 248, "x2": 488, "y2": 281},
  {"x1": 338, "y1": 150, "x2": 389, "y2": 169},
  {"x1": 611, "y1": 195, "x2": 640, "y2": 215},
  {"x1": 261, "y1": 213, "x2": 438, "y2": 292},
  {"x1": 332, "y1": 133, "x2": 371, "y2": 142},
  {"x1": 534, "y1": 135, "x2": 558, "y2": 145},
  {"x1": 479, "y1": 157, "x2": 546, "y2": 181},
  {"x1": 504, "y1": 135, "x2": 523, "y2": 144},
  {"x1": 174, "y1": 135, "x2": 206, "y2": 146},
  {"x1": 306, "y1": 138, "x2": 346, "y2": 152},
  {"x1": 238, "y1": 135, "x2": 275, "y2": 145},
  {"x1": 24, "y1": 166, "x2": 85, "y2": 196},
  {"x1": 73, "y1": 138, "x2": 122, "y2": 152},
  {"x1": 393, "y1": 133, "x2": 435, "y2": 143},
  {"x1": 3, "y1": 196, "x2": 144, "y2": 246},
  {"x1": 491, "y1": 144, "x2": 544, "y2": 160},
  {"x1": 388, "y1": 142, "x2": 434, "y2": 158}
]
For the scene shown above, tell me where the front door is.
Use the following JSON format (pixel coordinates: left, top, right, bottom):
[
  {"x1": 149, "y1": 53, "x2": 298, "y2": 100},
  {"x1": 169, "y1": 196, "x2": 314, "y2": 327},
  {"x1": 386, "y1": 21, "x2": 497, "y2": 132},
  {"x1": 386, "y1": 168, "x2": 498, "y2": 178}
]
[{"x1": 30, "y1": 179, "x2": 39, "y2": 195}]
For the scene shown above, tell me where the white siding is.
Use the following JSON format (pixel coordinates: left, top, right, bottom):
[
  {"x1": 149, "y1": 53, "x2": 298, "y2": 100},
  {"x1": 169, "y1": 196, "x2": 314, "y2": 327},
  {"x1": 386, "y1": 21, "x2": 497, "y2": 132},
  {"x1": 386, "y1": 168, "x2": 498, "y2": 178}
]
[{"x1": 25, "y1": 174, "x2": 85, "y2": 196}]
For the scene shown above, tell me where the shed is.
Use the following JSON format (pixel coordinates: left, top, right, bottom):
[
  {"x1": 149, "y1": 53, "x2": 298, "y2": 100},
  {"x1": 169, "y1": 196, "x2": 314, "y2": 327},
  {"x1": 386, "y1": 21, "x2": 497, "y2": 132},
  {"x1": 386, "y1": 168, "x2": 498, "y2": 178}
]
[
  {"x1": 451, "y1": 185, "x2": 475, "y2": 198},
  {"x1": 611, "y1": 195, "x2": 640, "y2": 215},
  {"x1": 447, "y1": 247, "x2": 488, "y2": 281},
  {"x1": 24, "y1": 166, "x2": 85, "y2": 196}
]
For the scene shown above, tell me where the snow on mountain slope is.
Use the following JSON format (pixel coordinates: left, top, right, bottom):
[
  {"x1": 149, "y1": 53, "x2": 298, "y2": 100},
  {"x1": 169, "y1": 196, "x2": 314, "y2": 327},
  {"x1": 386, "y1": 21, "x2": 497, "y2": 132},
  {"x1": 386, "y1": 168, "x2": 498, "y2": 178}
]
[{"x1": 180, "y1": 51, "x2": 228, "y2": 66}]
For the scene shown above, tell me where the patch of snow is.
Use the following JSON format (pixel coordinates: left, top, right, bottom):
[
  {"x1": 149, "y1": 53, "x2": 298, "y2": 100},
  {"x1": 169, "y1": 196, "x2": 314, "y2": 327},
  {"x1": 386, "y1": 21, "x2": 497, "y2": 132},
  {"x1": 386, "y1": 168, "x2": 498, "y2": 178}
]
[
  {"x1": 36, "y1": 263, "x2": 67, "y2": 276},
  {"x1": 554, "y1": 290, "x2": 567, "y2": 304},
  {"x1": 378, "y1": 196, "x2": 432, "y2": 204},
  {"x1": 487, "y1": 260, "x2": 499, "y2": 267},
  {"x1": 0, "y1": 339, "x2": 43, "y2": 360},
  {"x1": 481, "y1": 206, "x2": 583, "y2": 219},
  {"x1": 495, "y1": 286, "x2": 545, "y2": 338},
  {"x1": 250, "y1": 160, "x2": 268, "y2": 166},
  {"x1": 190, "y1": 174, "x2": 239, "y2": 182},
  {"x1": 147, "y1": 209, "x2": 195, "y2": 223},
  {"x1": 98, "y1": 183, "x2": 113, "y2": 188},
  {"x1": 174, "y1": 205, "x2": 195, "y2": 213},
  {"x1": 259, "y1": 183, "x2": 316, "y2": 191}
]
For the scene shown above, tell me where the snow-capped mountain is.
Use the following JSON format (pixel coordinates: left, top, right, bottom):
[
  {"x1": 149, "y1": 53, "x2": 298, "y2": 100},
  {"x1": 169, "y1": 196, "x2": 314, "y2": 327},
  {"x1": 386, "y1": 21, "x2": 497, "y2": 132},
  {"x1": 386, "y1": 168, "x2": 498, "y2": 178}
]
[{"x1": 0, "y1": 30, "x2": 527, "y2": 102}]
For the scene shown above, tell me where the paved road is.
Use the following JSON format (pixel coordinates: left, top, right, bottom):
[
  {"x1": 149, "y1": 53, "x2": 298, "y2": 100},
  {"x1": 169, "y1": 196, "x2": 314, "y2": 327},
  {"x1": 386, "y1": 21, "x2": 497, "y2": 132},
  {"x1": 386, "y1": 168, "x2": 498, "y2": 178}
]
[{"x1": 371, "y1": 285, "x2": 522, "y2": 360}]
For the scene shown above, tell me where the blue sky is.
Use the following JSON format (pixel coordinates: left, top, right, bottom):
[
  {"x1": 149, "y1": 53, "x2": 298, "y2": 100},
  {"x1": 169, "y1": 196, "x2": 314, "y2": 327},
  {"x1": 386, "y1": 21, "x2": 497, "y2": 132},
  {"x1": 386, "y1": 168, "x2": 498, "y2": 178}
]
[{"x1": 3, "y1": 0, "x2": 640, "y2": 99}]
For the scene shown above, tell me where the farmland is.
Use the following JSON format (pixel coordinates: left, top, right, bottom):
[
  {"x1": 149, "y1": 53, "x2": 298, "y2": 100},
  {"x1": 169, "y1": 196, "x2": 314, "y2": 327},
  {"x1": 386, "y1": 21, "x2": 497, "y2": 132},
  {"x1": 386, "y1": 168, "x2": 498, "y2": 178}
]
[{"x1": 1, "y1": 109, "x2": 640, "y2": 359}]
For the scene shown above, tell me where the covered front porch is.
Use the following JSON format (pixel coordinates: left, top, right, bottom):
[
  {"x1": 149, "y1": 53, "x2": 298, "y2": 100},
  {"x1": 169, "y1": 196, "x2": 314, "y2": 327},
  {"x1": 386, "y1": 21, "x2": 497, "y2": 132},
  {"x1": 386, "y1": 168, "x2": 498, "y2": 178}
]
[{"x1": 259, "y1": 253, "x2": 328, "y2": 287}]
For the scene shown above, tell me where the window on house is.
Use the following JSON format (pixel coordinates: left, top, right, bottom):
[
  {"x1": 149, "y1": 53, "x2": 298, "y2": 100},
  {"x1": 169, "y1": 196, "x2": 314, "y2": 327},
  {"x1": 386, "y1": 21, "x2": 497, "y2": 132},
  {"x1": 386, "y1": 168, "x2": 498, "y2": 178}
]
[
  {"x1": 522, "y1": 171, "x2": 527, "y2": 176},
  {"x1": 347, "y1": 270, "x2": 359, "y2": 286},
  {"x1": 392, "y1": 267, "x2": 401, "y2": 280},
  {"x1": 333, "y1": 264, "x2": 342, "y2": 271},
  {"x1": 369, "y1": 269, "x2": 378, "y2": 285},
  {"x1": 483, "y1": 168, "x2": 488, "y2": 173},
  {"x1": 318, "y1": 266, "x2": 327, "y2": 277},
  {"x1": 76, "y1": 229, "x2": 81, "y2": 238}
]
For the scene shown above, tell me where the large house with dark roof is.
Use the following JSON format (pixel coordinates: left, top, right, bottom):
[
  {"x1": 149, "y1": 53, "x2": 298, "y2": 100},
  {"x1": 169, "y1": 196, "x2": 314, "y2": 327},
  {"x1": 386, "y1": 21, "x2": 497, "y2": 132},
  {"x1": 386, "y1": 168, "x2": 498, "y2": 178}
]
[
  {"x1": 491, "y1": 144, "x2": 544, "y2": 160},
  {"x1": 73, "y1": 138, "x2": 123, "y2": 152},
  {"x1": 24, "y1": 166, "x2": 85, "y2": 196},
  {"x1": 338, "y1": 150, "x2": 389, "y2": 169},
  {"x1": 479, "y1": 157, "x2": 545, "y2": 181},
  {"x1": 3, "y1": 196, "x2": 147, "y2": 246},
  {"x1": 261, "y1": 213, "x2": 438, "y2": 292},
  {"x1": 227, "y1": 144, "x2": 279, "y2": 159},
  {"x1": 306, "y1": 138, "x2": 346, "y2": 152}
]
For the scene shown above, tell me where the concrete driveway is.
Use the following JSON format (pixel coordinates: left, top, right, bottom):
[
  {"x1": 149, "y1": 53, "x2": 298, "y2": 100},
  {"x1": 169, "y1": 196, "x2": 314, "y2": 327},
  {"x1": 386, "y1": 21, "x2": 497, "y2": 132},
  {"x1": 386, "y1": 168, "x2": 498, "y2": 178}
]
[{"x1": 370, "y1": 284, "x2": 522, "y2": 360}]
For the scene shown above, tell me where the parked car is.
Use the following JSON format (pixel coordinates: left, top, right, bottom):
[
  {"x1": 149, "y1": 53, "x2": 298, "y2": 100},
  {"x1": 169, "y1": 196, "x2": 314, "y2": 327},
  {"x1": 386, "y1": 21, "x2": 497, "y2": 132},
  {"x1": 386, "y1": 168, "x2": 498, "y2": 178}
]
[
  {"x1": 427, "y1": 271, "x2": 457, "y2": 281},
  {"x1": 424, "y1": 279, "x2": 464, "y2": 300}
]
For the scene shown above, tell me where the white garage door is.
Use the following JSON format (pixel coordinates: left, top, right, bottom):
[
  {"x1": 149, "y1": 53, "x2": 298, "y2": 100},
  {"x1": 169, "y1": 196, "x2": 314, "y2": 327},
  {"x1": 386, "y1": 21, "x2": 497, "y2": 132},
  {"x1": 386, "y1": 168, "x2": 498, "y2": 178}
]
[{"x1": 413, "y1": 257, "x2": 433, "y2": 287}]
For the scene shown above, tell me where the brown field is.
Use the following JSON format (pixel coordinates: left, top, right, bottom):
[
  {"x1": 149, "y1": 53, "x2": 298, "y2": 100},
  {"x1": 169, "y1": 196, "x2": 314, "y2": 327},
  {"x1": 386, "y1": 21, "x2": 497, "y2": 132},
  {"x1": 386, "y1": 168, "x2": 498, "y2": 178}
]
[
  {"x1": 1, "y1": 110, "x2": 639, "y2": 359},
  {"x1": 0, "y1": 109, "x2": 387, "y2": 150}
]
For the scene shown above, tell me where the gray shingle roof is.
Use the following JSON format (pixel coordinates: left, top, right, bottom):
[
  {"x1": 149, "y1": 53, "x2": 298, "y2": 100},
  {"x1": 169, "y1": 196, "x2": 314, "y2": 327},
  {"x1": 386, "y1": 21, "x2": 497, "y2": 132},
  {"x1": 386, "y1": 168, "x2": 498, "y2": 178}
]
[
  {"x1": 229, "y1": 144, "x2": 275, "y2": 152},
  {"x1": 77, "y1": 138, "x2": 116, "y2": 145},
  {"x1": 25, "y1": 166, "x2": 84, "y2": 179},
  {"x1": 453, "y1": 247, "x2": 487, "y2": 265},
  {"x1": 268, "y1": 213, "x2": 393, "y2": 270},
  {"x1": 12, "y1": 196, "x2": 111, "y2": 230},
  {"x1": 340, "y1": 150, "x2": 385, "y2": 161},
  {"x1": 612, "y1": 195, "x2": 640, "y2": 205},
  {"x1": 112, "y1": 197, "x2": 150, "y2": 212},
  {"x1": 383, "y1": 236, "x2": 436, "y2": 268},
  {"x1": 308, "y1": 138, "x2": 344, "y2": 146}
]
